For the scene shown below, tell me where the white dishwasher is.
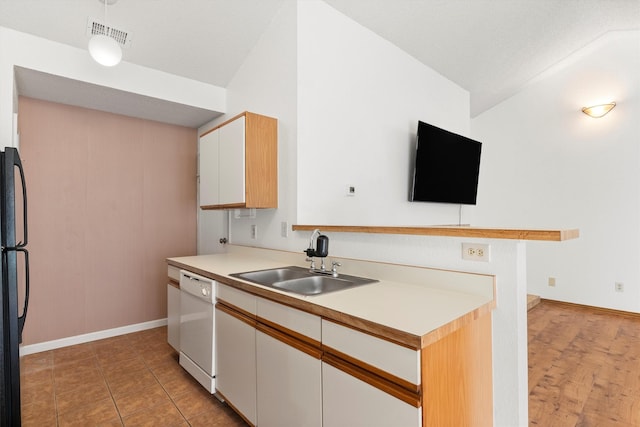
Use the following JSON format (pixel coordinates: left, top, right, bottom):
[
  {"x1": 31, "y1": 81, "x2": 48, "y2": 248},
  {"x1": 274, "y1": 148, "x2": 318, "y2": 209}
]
[{"x1": 179, "y1": 270, "x2": 216, "y2": 393}]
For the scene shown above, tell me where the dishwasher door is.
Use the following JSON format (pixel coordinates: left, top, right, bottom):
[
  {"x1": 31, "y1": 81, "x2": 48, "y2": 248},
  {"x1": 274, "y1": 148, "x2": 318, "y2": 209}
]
[{"x1": 179, "y1": 271, "x2": 215, "y2": 392}]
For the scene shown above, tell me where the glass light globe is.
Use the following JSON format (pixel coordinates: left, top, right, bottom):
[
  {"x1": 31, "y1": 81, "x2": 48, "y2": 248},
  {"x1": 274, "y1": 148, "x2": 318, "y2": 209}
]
[{"x1": 88, "y1": 34, "x2": 122, "y2": 67}]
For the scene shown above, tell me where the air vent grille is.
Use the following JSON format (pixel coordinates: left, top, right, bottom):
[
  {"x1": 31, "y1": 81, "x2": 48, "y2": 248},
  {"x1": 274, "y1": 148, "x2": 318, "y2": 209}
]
[{"x1": 86, "y1": 18, "x2": 132, "y2": 47}]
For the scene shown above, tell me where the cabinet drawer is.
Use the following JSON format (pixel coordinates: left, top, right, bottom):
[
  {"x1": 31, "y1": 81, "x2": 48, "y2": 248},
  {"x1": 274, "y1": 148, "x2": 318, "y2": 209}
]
[
  {"x1": 168, "y1": 265, "x2": 180, "y2": 282},
  {"x1": 322, "y1": 319, "x2": 420, "y2": 385},
  {"x1": 322, "y1": 362, "x2": 421, "y2": 427},
  {"x1": 217, "y1": 282, "x2": 257, "y2": 316},
  {"x1": 257, "y1": 297, "x2": 321, "y2": 343}
]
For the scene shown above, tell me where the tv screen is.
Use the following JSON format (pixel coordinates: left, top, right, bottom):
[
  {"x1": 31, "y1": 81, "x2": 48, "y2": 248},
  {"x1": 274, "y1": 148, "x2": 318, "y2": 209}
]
[{"x1": 410, "y1": 120, "x2": 482, "y2": 205}]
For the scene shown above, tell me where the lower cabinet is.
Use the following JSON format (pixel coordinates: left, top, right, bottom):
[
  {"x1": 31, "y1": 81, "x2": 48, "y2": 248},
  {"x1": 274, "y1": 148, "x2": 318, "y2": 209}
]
[
  {"x1": 215, "y1": 282, "x2": 322, "y2": 427},
  {"x1": 256, "y1": 328, "x2": 322, "y2": 427},
  {"x1": 167, "y1": 266, "x2": 181, "y2": 351},
  {"x1": 215, "y1": 288, "x2": 257, "y2": 426},
  {"x1": 213, "y1": 282, "x2": 492, "y2": 427},
  {"x1": 167, "y1": 283, "x2": 180, "y2": 351},
  {"x1": 322, "y1": 362, "x2": 421, "y2": 427}
]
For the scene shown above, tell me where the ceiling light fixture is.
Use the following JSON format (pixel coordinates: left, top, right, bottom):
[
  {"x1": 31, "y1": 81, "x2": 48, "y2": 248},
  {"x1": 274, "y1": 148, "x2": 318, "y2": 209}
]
[
  {"x1": 88, "y1": 0, "x2": 122, "y2": 67},
  {"x1": 581, "y1": 102, "x2": 616, "y2": 118}
]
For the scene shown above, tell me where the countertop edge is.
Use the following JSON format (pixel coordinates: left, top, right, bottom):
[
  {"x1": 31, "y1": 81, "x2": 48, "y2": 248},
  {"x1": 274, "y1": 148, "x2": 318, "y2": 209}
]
[{"x1": 167, "y1": 256, "x2": 495, "y2": 350}]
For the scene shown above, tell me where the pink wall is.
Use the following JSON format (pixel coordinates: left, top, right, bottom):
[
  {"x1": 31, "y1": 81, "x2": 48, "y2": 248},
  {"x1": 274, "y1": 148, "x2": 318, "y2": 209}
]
[{"x1": 18, "y1": 97, "x2": 197, "y2": 345}]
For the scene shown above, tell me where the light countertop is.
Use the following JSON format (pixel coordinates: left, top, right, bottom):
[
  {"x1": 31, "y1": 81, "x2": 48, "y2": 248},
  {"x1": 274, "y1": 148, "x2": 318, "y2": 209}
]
[{"x1": 168, "y1": 246, "x2": 495, "y2": 349}]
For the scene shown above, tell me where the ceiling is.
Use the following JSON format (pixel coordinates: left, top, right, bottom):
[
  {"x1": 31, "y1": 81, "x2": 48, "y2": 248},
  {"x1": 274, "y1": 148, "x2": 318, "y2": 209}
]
[{"x1": 1, "y1": 0, "x2": 638, "y2": 126}]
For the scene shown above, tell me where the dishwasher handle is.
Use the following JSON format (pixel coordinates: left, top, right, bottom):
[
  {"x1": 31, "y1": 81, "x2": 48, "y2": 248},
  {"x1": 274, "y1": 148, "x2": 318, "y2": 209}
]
[{"x1": 179, "y1": 270, "x2": 216, "y2": 301}]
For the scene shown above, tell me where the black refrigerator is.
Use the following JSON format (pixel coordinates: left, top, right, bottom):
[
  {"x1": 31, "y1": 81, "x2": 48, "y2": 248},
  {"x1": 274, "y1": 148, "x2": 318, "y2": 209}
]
[{"x1": 0, "y1": 147, "x2": 30, "y2": 426}]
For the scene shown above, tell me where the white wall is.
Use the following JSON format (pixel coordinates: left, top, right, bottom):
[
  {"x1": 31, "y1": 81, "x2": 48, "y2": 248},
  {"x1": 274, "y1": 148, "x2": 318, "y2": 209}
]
[
  {"x1": 197, "y1": 0, "x2": 299, "y2": 254},
  {"x1": 297, "y1": 1, "x2": 472, "y2": 227},
  {"x1": 215, "y1": 1, "x2": 530, "y2": 425},
  {"x1": 0, "y1": 26, "x2": 225, "y2": 148},
  {"x1": 473, "y1": 31, "x2": 640, "y2": 313}
]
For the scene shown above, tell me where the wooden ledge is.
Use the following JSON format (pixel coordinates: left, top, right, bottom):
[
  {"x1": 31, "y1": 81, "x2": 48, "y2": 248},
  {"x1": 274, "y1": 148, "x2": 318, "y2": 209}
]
[{"x1": 292, "y1": 225, "x2": 579, "y2": 241}]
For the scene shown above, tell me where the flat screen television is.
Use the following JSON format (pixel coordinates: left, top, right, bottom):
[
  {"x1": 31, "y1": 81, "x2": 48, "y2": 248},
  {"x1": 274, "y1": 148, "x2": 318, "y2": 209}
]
[{"x1": 410, "y1": 120, "x2": 482, "y2": 205}]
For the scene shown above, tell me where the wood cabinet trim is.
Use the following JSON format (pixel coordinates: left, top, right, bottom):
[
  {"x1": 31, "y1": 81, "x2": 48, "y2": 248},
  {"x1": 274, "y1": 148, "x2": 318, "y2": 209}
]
[
  {"x1": 323, "y1": 344, "x2": 420, "y2": 395},
  {"x1": 216, "y1": 301, "x2": 257, "y2": 327},
  {"x1": 256, "y1": 315, "x2": 320, "y2": 349},
  {"x1": 167, "y1": 278, "x2": 179, "y2": 289},
  {"x1": 201, "y1": 203, "x2": 247, "y2": 210},
  {"x1": 323, "y1": 353, "x2": 421, "y2": 408},
  {"x1": 421, "y1": 312, "x2": 493, "y2": 426},
  {"x1": 256, "y1": 322, "x2": 322, "y2": 360},
  {"x1": 292, "y1": 224, "x2": 579, "y2": 241},
  {"x1": 420, "y1": 300, "x2": 496, "y2": 347},
  {"x1": 199, "y1": 111, "x2": 248, "y2": 138},
  {"x1": 244, "y1": 112, "x2": 277, "y2": 209},
  {"x1": 322, "y1": 317, "x2": 417, "y2": 350}
]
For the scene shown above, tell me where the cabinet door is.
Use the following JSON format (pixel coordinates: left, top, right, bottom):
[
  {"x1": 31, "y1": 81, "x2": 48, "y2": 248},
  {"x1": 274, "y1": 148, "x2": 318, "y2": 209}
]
[
  {"x1": 218, "y1": 115, "x2": 246, "y2": 205},
  {"x1": 167, "y1": 283, "x2": 180, "y2": 351},
  {"x1": 215, "y1": 305, "x2": 256, "y2": 425},
  {"x1": 322, "y1": 362, "x2": 421, "y2": 427},
  {"x1": 199, "y1": 129, "x2": 219, "y2": 207},
  {"x1": 256, "y1": 328, "x2": 322, "y2": 427}
]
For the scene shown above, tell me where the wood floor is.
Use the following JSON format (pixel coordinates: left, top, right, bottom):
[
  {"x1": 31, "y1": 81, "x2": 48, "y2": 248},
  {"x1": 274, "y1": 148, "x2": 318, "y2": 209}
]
[
  {"x1": 19, "y1": 300, "x2": 639, "y2": 426},
  {"x1": 20, "y1": 327, "x2": 247, "y2": 426},
  {"x1": 528, "y1": 299, "x2": 640, "y2": 426}
]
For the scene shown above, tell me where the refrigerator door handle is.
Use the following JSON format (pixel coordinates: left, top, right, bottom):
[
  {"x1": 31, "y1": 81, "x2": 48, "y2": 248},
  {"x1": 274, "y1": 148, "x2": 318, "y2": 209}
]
[
  {"x1": 16, "y1": 247, "x2": 29, "y2": 343},
  {"x1": 13, "y1": 150, "x2": 28, "y2": 248}
]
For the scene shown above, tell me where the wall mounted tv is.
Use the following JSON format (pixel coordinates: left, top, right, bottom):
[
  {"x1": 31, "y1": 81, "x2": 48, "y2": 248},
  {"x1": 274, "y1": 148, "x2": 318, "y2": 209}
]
[{"x1": 410, "y1": 120, "x2": 482, "y2": 205}]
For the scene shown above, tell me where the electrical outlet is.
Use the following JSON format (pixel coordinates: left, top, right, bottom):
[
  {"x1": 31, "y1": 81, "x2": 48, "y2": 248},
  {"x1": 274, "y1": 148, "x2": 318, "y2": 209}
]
[
  {"x1": 251, "y1": 224, "x2": 257, "y2": 239},
  {"x1": 548, "y1": 277, "x2": 556, "y2": 287},
  {"x1": 615, "y1": 282, "x2": 624, "y2": 292},
  {"x1": 461, "y1": 243, "x2": 491, "y2": 262},
  {"x1": 281, "y1": 221, "x2": 289, "y2": 238}
]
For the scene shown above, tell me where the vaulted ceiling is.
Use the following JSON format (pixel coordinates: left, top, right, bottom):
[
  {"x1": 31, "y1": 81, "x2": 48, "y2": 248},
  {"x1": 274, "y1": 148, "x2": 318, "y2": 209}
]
[{"x1": 1, "y1": 0, "x2": 638, "y2": 124}]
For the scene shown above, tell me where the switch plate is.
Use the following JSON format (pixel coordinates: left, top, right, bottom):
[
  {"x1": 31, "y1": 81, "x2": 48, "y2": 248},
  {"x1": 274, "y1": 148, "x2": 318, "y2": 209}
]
[
  {"x1": 462, "y1": 243, "x2": 490, "y2": 262},
  {"x1": 346, "y1": 185, "x2": 356, "y2": 196},
  {"x1": 251, "y1": 224, "x2": 257, "y2": 239},
  {"x1": 548, "y1": 277, "x2": 556, "y2": 287},
  {"x1": 281, "y1": 221, "x2": 289, "y2": 238}
]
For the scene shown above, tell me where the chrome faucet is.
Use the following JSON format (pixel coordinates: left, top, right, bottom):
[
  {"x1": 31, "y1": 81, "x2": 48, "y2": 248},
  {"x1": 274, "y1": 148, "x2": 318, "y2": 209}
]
[{"x1": 331, "y1": 260, "x2": 341, "y2": 278}]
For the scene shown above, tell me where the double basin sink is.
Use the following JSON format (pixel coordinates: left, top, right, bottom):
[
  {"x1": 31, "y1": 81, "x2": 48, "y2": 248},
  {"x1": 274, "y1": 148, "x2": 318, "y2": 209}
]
[{"x1": 230, "y1": 265, "x2": 377, "y2": 296}]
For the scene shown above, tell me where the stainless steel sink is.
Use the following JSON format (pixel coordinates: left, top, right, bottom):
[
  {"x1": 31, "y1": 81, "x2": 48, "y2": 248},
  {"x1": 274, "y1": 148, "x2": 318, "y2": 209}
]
[
  {"x1": 232, "y1": 266, "x2": 311, "y2": 284},
  {"x1": 230, "y1": 266, "x2": 377, "y2": 296}
]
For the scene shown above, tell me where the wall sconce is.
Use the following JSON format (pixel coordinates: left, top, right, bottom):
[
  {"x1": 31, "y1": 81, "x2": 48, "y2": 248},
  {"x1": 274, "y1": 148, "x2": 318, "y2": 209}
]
[{"x1": 581, "y1": 102, "x2": 616, "y2": 118}]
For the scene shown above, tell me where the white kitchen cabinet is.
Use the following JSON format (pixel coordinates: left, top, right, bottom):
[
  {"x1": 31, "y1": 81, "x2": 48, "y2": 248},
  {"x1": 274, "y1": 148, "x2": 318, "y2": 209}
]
[
  {"x1": 322, "y1": 362, "x2": 421, "y2": 427},
  {"x1": 198, "y1": 128, "x2": 220, "y2": 207},
  {"x1": 321, "y1": 319, "x2": 420, "y2": 384},
  {"x1": 166, "y1": 265, "x2": 181, "y2": 351},
  {"x1": 321, "y1": 319, "x2": 422, "y2": 427},
  {"x1": 256, "y1": 328, "x2": 322, "y2": 427},
  {"x1": 215, "y1": 284, "x2": 257, "y2": 426},
  {"x1": 199, "y1": 111, "x2": 277, "y2": 210},
  {"x1": 166, "y1": 283, "x2": 180, "y2": 351},
  {"x1": 218, "y1": 115, "x2": 246, "y2": 206},
  {"x1": 255, "y1": 298, "x2": 322, "y2": 427}
]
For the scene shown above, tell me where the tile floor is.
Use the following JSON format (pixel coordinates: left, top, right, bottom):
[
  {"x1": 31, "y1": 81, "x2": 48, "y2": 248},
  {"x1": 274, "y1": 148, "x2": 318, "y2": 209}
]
[{"x1": 20, "y1": 326, "x2": 248, "y2": 426}]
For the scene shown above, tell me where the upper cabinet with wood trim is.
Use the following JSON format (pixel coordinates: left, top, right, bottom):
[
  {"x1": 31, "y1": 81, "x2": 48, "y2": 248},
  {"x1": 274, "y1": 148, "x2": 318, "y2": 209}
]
[{"x1": 200, "y1": 112, "x2": 278, "y2": 210}]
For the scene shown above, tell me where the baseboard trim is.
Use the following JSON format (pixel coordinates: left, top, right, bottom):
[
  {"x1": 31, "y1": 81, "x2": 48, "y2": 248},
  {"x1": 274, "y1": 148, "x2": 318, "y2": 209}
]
[
  {"x1": 19, "y1": 318, "x2": 168, "y2": 356},
  {"x1": 540, "y1": 299, "x2": 640, "y2": 319}
]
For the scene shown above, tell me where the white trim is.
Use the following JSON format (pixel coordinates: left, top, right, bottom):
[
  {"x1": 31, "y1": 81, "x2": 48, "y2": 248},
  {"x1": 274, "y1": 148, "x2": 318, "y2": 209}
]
[{"x1": 19, "y1": 318, "x2": 168, "y2": 356}]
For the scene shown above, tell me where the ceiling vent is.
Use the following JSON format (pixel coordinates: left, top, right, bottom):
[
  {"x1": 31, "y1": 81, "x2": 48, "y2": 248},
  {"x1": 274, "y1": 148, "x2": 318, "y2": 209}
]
[{"x1": 86, "y1": 17, "x2": 132, "y2": 48}]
